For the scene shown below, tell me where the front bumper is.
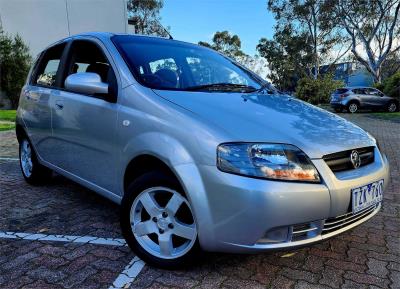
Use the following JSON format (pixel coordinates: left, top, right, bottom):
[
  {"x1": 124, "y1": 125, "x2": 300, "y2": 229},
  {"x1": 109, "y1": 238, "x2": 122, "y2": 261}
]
[{"x1": 181, "y1": 148, "x2": 389, "y2": 253}]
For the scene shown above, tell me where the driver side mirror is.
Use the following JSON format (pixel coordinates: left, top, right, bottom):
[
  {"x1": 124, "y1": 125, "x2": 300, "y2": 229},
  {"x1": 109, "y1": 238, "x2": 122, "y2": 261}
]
[{"x1": 65, "y1": 72, "x2": 115, "y2": 102}]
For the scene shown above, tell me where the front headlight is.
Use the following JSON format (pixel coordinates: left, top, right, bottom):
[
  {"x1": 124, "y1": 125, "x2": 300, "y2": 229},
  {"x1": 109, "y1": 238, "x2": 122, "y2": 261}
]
[{"x1": 217, "y1": 143, "x2": 320, "y2": 183}]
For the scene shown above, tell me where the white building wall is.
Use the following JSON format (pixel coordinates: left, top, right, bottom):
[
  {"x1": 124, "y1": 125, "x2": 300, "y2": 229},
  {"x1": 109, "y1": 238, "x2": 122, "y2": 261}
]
[{"x1": 0, "y1": 0, "x2": 128, "y2": 57}]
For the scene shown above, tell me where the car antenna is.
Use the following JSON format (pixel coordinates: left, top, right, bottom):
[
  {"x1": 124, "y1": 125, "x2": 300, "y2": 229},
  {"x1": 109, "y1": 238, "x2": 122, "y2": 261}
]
[{"x1": 155, "y1": 19, "x2": 173, "y2": 40}]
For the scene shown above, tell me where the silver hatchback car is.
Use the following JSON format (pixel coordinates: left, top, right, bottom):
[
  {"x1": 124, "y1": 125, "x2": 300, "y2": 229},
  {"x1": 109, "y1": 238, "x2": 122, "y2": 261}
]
[{"x1": 16, "y1": 33, "x2": 389, "y2": 268}]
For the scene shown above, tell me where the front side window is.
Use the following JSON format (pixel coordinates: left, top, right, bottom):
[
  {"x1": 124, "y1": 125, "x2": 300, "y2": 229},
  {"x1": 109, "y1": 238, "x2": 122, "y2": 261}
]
[
  {"x1": 366, "y1": 88, "x2": 383, "y2": 97},
  {"x1": 34, "y1": 43, "x2": 66, "y2": 87},
  {"x1": 65, "y1": 40, "x2": 112, "y2": 84},
  {"x1": 63, "y1": 40, "x2": 117, "y2": 96},
  {"x1": 112, "y1": 35, "x2": 263, "y2": 93}
]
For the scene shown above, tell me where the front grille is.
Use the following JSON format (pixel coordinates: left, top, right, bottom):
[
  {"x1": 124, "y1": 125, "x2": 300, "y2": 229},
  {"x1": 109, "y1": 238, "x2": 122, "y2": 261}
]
[
  {"x1": 323, "y1": 147, "x2": 374, "y2": 172},
  {"x1": 322, "y1": 205, "x2": 377, "y2": 235}
]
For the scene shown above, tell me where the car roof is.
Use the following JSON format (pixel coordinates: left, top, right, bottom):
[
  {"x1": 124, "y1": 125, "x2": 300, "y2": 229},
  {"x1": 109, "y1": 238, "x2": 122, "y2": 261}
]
[{"x1": 43, "y1": 32, "x2": 204, "y2": 54}]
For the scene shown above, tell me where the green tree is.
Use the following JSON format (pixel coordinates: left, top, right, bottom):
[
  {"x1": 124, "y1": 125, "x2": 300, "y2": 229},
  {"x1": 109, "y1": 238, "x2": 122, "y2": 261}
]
[
  {"x1": 198, "y1": 31, "x2": 246, "y2": 58},
  {"x1": 0, "y1": 28, "x2": 31, "y2": 108},
  {"x1": 257, "y1": 26, "x2": 314, "y2": 91},
  {"x1": 376, "y1": 71, "x2": 400, "y2": 98},
  {"x1": 336, "y1": 0, "x2": 400, "y2": 83},
  {"x1": 127, "y1": 0, "x2": 170, "y2": 37},
  {"x1": 267, "y1": 0, "x2": 349, "y2": 80}
]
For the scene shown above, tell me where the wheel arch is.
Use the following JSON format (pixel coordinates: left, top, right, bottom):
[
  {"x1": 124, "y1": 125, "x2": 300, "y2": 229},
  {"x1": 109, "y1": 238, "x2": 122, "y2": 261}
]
[
  {"x1": 347, "y1": 98, "x2": 360, "y2": 106},
  {"x1": 15, "y1": 123, "x2": 27, "y2": 143},
  {"x1": 123, "y1": 154, "x2": 185, "y2": 196}
]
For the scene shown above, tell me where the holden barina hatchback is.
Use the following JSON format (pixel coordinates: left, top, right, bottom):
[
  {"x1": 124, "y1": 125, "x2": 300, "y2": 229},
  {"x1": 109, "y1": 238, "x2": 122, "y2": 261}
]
[{"x1": 16, "y1": 33, "x2": 389, "y2": 268}]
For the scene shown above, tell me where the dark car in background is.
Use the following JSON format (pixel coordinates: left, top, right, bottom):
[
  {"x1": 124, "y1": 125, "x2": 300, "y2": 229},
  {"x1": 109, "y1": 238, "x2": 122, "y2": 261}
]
[{"x1": 330, "y1": 87, "x2": 399, "y2": 113}]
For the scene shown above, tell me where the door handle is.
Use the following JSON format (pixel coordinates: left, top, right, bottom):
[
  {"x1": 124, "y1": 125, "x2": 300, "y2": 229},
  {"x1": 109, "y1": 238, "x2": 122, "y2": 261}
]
[{"x1": 55, "y1": 100, "x2": 64, "y2": 110}]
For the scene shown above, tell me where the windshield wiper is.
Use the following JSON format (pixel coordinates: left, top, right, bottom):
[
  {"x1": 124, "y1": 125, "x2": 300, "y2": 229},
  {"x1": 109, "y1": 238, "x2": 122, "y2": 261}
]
[
  {"x1": 256, "y1": 82, "x2": 283, "y2": 95},
  {"x1": 185, "y1": 83, "x2": 257, "y2": 92}
]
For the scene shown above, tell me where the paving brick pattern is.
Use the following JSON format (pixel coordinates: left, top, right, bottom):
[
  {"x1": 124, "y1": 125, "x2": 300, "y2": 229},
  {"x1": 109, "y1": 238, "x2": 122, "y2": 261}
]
[
  {"x1": 0, "y1": 113, "x2": 399, "y2": 289},
  {"x1": 0, "y1": 130, "x2": 18, "y2": 158}
]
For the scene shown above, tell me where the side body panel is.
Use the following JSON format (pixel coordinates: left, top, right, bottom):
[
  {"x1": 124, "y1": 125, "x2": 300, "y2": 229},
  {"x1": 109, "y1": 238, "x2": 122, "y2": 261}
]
[
  {"x1": 49, "y1": 89, "x2": 119, "y2": 192},
  {"x1": 18, "y1": 85, "x2": 53, "y2": 160}
]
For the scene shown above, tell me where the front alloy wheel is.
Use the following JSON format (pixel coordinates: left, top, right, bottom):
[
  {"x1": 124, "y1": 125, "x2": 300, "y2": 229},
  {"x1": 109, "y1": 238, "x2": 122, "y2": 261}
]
[
  {"x1": 131, "y1": 187, "x2": 197, "y2": 259},
  {"x1": 388, "y1": 102, "x2": 397, "y2": 112},
  {"x1": 121, "y1": 171, "x2": 200, "y2": 268}
]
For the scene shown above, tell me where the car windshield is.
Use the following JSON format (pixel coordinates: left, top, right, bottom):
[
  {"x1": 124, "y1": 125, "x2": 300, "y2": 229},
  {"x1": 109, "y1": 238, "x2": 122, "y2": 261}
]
[{"x1": 112, "y1": 35, "x2": 264, "y2": 93}]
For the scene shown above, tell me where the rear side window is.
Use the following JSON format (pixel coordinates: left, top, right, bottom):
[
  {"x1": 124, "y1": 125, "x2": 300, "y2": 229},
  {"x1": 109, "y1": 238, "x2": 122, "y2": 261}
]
[
  {"x1": 33, "y1": 43, "x2": 66, "y2": 87},
  {"x1": 352, "y1": 88, "x2": 366, "y2": 94}
]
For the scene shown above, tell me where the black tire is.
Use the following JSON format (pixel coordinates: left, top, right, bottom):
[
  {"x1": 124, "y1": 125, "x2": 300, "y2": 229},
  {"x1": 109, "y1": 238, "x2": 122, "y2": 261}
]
[
  {"x1": 19, "y1": 136, "x2": 52, "y2": 185},
  {"x1": 334, "y1": 107, "x2": 343, "y2": 113},
  {"x1": 387, "y1": 101, "x2": 398, "y2": 112},
  {"x1": 120, "y1": 170, "x2": 201, "y2": 269},
  {"x1": 347, "y1": 102, "x2": 359, "y2": 113}
]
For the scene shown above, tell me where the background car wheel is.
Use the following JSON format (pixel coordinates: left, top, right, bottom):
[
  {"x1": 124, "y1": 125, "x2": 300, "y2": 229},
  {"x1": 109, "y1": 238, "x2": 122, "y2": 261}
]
[
  {"x1": 347, "y1": 102, "x2": 359, "y2": 113},
  {"x1": 19, "y1": 137, "x2": 52, "y2": 185},
  {"x1": 387, "y1": 102, "x2": 398, "y2": 112},
  {"x1": 121, "y1": 171, "x2": 200, "y2": 269}
]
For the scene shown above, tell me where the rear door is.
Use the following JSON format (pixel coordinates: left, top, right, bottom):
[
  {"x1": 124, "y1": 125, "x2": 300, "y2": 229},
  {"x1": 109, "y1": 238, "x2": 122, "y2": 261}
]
[
  {"x1": 49, "y1": 38, "x2": 119, "y2": 193},
  {"x1": 21, "y1": 42, "x2": 67, "y2": 160},
  {"x1": 353, "y1": 88, "x2": 373, "y2": 107}
]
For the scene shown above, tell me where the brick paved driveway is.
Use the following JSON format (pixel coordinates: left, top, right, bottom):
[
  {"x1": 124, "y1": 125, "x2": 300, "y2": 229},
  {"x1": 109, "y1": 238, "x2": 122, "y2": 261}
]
[{"x1": 0, "y1": 113, "x2": 399, "y2": 289}]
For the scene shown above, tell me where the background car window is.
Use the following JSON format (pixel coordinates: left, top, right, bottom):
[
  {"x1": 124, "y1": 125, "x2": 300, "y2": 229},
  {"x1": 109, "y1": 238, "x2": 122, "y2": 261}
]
[
  {"x1": 34, "y1": 43, "x2": 66, "y2": 87},
  {"x1": 352, "y1": 88, "x2": 366, "y2": 94},
  {"x1": 149, "y1": 58, "x2": 178, "y2": 74},
  {"x1": 366, "y1": 88, "x2": 383, "y2": 96}
]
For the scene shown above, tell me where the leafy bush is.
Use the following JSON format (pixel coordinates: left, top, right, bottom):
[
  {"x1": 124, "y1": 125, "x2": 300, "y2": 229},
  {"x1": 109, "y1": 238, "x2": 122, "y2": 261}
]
[
  {"x1": 0, "y1": 28, "x2": 32, "y2": 108},
  {"x1": 295, "y1": 75, "x2": 344, "y2": 104},
  {"x1": 379, "y1": 71, "x2": 400, "y2": 99}
]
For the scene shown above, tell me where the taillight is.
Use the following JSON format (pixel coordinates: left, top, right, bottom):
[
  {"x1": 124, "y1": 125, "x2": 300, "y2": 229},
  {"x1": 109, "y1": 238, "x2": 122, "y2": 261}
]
[{"x1": 340, "y1": 93, "x2": 349, "y2": 99}]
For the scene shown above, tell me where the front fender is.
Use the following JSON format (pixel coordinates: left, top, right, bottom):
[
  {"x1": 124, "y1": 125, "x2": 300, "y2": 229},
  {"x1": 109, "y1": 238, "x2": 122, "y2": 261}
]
[{"x1": 118, "y1": 132, "x2": 215, "y2": 248}]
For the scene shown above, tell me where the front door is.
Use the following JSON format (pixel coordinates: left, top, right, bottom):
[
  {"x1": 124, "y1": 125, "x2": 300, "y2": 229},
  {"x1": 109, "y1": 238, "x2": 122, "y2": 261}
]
[{"x1": 50, "y1": 38, "x2": 119, "y2": 193}]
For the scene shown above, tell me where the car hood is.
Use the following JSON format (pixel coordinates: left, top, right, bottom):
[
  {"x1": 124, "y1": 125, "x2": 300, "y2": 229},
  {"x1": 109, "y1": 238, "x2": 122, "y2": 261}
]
[{"x1": 153, "y1": 90, "x2": 375, "y2": 158}]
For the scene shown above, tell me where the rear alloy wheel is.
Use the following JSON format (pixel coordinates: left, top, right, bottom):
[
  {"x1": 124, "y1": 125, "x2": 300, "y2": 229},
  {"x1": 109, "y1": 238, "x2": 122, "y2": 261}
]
[
  {"x1": 387, "y1": 102, "x2": 397, "y2": 112},
  {"x1": 347, "y1": 102, "x2": 359, "y2": 113},
  {"x1": 19, "y1": 137, "x2": 52, "y2": 185},
  {"x1": 121, "y1": 171, "x2": 200, "y2": 268}
]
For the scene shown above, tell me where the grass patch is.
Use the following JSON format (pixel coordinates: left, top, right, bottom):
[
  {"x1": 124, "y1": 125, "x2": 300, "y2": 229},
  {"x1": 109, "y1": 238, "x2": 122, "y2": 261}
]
[
  {"x1": 0, "y1": 110, "x2": 16, "y2": 122},
  {"x1": 0, "y1": 110, "x2": 16, "y2": 131},
  {"x1": 369, "y1": 112, "x2": 400, "y2": 120},
  {"x1": 0, "y1": 122, "x2": 15, "y2": 131}
]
